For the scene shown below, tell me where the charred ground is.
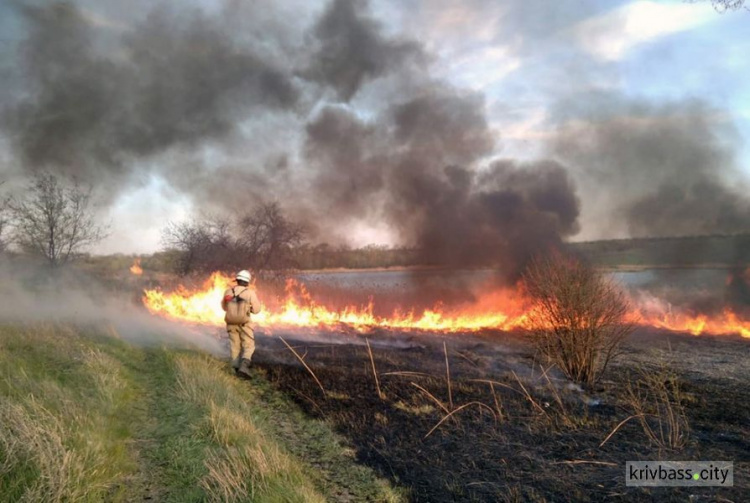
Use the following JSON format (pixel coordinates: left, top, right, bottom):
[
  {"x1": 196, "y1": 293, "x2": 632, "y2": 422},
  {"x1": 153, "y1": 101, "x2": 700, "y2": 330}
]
[{"x1": 251, "y1": 329, "x2": 749, "y2": 502}]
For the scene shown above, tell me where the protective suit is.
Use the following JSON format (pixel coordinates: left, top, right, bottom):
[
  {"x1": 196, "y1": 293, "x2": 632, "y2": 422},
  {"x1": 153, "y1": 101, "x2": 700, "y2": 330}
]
[{"x1": 221, "y1": 278, "x2": 261, "y2": 375}]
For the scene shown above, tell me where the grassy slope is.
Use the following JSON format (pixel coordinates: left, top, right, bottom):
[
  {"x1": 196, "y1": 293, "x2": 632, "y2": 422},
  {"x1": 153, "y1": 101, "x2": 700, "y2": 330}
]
[{"x1": 0, "y1": 323, "x2": 405, "y2": 502}]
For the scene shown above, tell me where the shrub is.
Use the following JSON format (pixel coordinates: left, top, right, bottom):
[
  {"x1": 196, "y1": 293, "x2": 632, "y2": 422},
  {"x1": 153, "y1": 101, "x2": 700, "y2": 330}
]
[{"x1": 523, "y1": 251, "x2": 634, "y2": 385}]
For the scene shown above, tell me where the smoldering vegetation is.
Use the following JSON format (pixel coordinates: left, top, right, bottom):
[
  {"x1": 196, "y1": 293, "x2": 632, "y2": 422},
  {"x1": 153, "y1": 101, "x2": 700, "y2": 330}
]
[{"x1": 258, "y1": 327, "x2": 750, "y2": 502}]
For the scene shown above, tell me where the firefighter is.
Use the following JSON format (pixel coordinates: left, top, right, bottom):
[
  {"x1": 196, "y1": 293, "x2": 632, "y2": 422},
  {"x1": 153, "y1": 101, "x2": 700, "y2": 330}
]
[{"x1": 221, "y1": 270, "x2": 262, "y2": 377}]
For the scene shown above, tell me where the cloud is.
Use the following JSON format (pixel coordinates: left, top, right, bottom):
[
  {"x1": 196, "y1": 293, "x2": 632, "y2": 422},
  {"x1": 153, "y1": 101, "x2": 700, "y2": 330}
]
[
  {"x1": 439, "y1": 45, "x2": 520, "y2": 91},
  {"x1": 571, "y1": 1, "x2": 717, "y2": 61}
]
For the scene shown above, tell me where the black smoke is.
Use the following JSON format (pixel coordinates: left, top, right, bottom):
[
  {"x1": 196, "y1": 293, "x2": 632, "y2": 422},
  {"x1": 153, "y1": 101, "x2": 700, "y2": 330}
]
[
  {"x1": 307, "y1": 0, "x2": 425, "y2": 101},
  {"x1": 551, "y1": 99, "x2": 750, "y2": 238},
  {"x1": 304, "y1": 87, "x2": 580, "y2": 279},
  {"x1": 2, "y1": 0, "x2": 585, "y2": 279},
  {"x1": 4, "y1": 2, "x2": 298, "y2": 183}
]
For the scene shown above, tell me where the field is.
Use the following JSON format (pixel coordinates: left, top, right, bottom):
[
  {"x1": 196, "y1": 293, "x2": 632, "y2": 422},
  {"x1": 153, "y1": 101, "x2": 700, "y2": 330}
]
[
  {"x1": 6, "y1": 324, "x2": 747, "y2": 502},
  {"x1": 255, "y1": 328, "x2": 750, "y2": 502},
  {"x1": 2, "y1": 260, "x2": 749, "y2": 502}
]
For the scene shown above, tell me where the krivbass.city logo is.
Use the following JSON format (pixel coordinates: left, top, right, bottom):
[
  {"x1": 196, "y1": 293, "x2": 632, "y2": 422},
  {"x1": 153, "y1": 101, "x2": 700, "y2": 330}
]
[{"x1": 626, "y1": 461, "x2": 733, "y2": 487}]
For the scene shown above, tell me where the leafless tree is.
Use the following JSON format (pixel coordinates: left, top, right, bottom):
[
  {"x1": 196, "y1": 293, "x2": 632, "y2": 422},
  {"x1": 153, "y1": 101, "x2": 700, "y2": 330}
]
[
  {"x1": 163, "y1": 202, "x2": 305, "y2": 276},
  {"x1": 237, "y1": 202, "x2": 304, "y2": 274},
  {"x1": 162, "y1": 217, "x2": 234, "y2": 275},
  {"x1": 523, "y1": 251, "x2": 635, "y2": 385},
  {"x1": 0, "y1": 181, "x2": 8, "y2": 253},
  {"x1": 7, "y1": 173, "x2": 107, "y2": 267}
]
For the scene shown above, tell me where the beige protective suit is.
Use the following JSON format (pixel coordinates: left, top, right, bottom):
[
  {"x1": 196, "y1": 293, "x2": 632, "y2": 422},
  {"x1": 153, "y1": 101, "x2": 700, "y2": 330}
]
[{"x1": 221, "y1": 285, "x2": 262, "y2": 370}]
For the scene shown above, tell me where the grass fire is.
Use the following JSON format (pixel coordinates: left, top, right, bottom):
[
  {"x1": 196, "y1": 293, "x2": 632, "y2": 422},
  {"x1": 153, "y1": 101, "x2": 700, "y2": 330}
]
[
  {"x1": 1, "y1": 1, "x2": 749, "y2": 502},
  {"x1": 141, "y1": 269, "x2": 750, "y2": 338}
]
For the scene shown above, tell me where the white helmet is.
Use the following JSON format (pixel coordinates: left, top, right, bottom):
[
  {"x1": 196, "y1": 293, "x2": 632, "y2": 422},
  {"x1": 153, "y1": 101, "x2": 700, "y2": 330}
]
[{"x1": 236, "y1": 270, "x2": 251, "y2": 283}]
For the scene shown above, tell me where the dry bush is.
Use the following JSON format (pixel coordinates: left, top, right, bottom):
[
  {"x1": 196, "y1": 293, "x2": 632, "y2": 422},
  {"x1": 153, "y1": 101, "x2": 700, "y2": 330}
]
[
  {"x1": 523, "y1": 251, "x2": 634, "y2": 385},
  {"x1": 624, "y1": 367, "x2": 690, "y2": 450}
]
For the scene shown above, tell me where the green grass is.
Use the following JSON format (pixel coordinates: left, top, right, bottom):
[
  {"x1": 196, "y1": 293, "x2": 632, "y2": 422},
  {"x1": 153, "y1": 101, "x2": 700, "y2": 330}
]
[{"x1": 0, "y1": 323, "x2": 405, "y2": 502}]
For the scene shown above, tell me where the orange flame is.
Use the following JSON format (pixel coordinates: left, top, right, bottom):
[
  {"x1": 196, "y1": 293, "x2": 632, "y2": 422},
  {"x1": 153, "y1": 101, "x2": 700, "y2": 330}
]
[
  {"x1": 130, "y1": 259, "x2": 143, "y2": 276},
  {"x1": 142, "y1": 272, "x2": 530, "y2": 333},
  {"x1": 141, "y1": 271, "x2": 750, "y2": 338}
]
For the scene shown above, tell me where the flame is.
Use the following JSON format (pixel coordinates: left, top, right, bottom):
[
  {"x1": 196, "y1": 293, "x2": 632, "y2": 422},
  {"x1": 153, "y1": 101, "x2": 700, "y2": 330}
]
[
  {"x1": 142, "y1": 271, "x2": 750, "y2": 338},
  {"x1": 130, "y1": 258, "x2": 143, "y2": 276},
  {"x1": 634, "y1": 307, "x2": 750, "y2": 338},
  {"x1": 142, "y1": 272, "x2": 530, "y2": 333}
]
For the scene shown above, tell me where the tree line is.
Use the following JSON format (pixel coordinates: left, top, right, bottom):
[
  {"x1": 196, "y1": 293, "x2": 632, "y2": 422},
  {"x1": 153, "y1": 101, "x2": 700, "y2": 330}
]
[{"x1": 0, "y1": 173, "x2": 418, "y2": 274}]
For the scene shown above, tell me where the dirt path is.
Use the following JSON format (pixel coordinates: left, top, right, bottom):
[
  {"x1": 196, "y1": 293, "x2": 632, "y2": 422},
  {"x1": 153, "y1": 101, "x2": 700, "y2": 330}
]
[
  {"x1": 114, "y1": 349, "x2": 210, "y2": 502},
  {"x1": 116, "y1": 350, "x2": 173, "y2": 502}
]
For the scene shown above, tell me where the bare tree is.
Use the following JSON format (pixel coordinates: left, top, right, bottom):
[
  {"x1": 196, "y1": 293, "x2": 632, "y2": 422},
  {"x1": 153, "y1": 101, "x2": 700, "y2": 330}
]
[
  {"x1": 7, "y1": 173, "x2": 107, "y2": 267},
  {"x1": 0, "y1": 182, "x2": 7, "y2": 253},
  {"x1": 523, "y1": 251, "x2": 634, "y2": 385},
  {"x1": 162, "y1": 217, "x2": 234, "y2": 275},
  {"x1": 237, "y1": 202, "x2": 304, "y2": 274},
  {"x1": 162, "y1": 202, "x2": 305, "y2": 276}
]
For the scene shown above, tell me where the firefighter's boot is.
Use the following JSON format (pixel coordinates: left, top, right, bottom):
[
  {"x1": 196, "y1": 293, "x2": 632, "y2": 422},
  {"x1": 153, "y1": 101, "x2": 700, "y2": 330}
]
[{"x1": 237, "y1": 358, "x2": 253, "y2": 379}]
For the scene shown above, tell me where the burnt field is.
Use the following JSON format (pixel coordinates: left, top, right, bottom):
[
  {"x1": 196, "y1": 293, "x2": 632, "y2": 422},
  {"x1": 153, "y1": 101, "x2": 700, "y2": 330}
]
[{"x1": 249, "y1": 328, "x2": 749, "y2": 502}]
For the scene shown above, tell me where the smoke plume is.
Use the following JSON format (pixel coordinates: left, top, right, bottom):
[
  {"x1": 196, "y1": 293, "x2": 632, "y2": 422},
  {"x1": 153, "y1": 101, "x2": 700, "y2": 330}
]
[
  {"x1": 307, "y1": 0, "x2": 425, "y2": 101},
  {"x1": 551, "y1": 99, "x2": 750, "y2": 238},
  {"x1": 303, "y1": 86, "x2": 580, "y2": 278},
  {"x1": 0, "y1": 0, "x2": 587, "y2": 279},
  {"x1": 5, "y1": 0, "x2": 746, "y2": 279},
  {"x1": 0, "y1": 256, "x2": 223, "y2": 353},
  {"x1": 4, "y1": 2, "x2": 298, "y2": 184}
]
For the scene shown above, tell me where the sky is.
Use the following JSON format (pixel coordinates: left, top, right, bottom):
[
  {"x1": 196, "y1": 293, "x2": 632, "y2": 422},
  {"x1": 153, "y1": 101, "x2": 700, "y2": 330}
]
[{"x1": 0, "y1": 0, "x2": 748, "y2": 255}]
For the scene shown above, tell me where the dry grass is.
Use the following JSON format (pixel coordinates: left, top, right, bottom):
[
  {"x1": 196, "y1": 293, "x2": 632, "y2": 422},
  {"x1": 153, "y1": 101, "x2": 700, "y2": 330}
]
[
  {"x1": 0, "y1": 324, "x2": 135, "y2": 502},
  {"x1": 0, "y1": 399, "x2": 108, "y2": 502},
  {"x1": 173, "y1": 353, "x2": 327, "y2": 502},
  {"x1": 279, "y1": 336, "x2": 327, "y2": 395},
  {"x1": 623, "y1": 366, "x2": 691, "y2": 450},
  {"x1": 366, "y1": 338, "x2": 385, "y2": 399}
]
